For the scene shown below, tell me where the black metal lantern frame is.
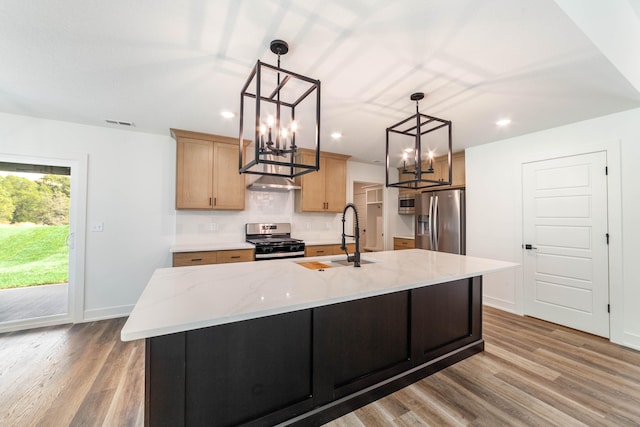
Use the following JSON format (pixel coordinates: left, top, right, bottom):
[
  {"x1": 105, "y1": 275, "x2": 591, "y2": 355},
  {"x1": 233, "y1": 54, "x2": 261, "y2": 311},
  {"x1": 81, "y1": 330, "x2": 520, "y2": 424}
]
[
  {"x1": 239, "y1": 40, "x2": 321, "y2": 178},
  {"x1": 385, "y1": 93, "x2": 452, "y2": 190}
]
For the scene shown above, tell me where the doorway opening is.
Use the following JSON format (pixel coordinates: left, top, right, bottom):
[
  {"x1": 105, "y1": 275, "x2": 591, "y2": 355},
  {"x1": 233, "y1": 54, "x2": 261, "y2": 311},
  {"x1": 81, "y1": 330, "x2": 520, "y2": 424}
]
[
  {"x1": 353, "y1": 182, "x2": 384, "y2": 252},
  {"x1": 0, "y1": 161, "x2": 74, "y2": 329}
]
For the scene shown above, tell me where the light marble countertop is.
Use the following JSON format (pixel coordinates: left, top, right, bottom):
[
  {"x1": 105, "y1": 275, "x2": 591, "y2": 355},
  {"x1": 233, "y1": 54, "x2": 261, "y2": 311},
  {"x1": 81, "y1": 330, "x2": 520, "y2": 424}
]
[
  {"x1": 394, "y1": 235, "x2": 415, "y2": 240},
  {"x1": 171, "y1": 240, "x2": 355, "y2": 253},
  {"x1": 121, "y1": 249, "x2": 517, "y2": 341},
  {"x1": 170, "y1": 242, "x2": 254, "y2": 253}
]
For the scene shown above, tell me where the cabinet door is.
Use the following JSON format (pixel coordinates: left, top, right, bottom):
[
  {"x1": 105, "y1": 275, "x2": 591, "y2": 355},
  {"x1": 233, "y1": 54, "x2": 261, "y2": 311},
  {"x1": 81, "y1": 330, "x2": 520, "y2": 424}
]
[
  {"x1": 324, "y1": 156, "x2": 347, "y2": 212},
  {"x1": 451, "y1": 153, "x2": 465, "y2": 187},
  {"x1": 300, "y1": 155, "x2": 327, "y2": 212},
  {"x1": 213, "y1": 142, "x2": 245, "y2": 210},
  {"x1": 176, "y1": 138, "x2": 213, "y2": 209},
  {"x1": 433, "y1": 156, "x2": 449, "y2": 184}
]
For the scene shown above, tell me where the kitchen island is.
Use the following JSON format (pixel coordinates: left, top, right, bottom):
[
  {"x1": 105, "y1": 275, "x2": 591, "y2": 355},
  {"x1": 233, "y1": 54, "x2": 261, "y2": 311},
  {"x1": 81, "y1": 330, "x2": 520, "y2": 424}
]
[{"x1": 122, "y1": 249, "x2": 516, "y2": 426}]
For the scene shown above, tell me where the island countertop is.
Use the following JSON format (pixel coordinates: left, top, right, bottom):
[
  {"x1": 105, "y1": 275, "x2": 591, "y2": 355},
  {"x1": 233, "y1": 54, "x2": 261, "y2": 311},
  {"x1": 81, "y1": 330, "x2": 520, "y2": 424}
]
[{"x1": 121, "y1": 249, "x2": 516, "y2": 341}]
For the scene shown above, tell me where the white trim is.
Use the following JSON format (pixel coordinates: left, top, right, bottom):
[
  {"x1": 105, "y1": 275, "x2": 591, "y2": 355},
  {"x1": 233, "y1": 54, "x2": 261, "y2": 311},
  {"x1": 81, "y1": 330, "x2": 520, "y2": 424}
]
[
  {"x1": 346, "y1": 162, "x2": 388, "y2": 250},
  {"x1": 83, "y1": 304, "x2": 133, "y2": 322},
  {"x1": 0, "y1": 152, "x2": 88, "y2": 331},
  {"x1": 482, "y1": 296, "x2": 517, "y2": 313},
  {"x1": 622, "y1": 332, "x2": 640, "y2": 352},
  {"x1": 0, "y1": 314, "x2": 70, "y2": 334}
]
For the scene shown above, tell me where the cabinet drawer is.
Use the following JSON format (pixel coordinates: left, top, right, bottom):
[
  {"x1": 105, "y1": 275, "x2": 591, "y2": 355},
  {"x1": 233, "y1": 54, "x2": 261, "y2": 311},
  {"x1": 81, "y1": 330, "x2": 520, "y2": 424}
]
[
  {"x1": 216, "y1": 249, "x2": 254, "y2": 264},
  {"x1": 304, "y1": 244, "x2": 354, "y2": 257},
  {"x1": 173, "y1": 251, "x2": 219, "y2": 267},
  {"x1": 393, "y1": 238, "x2": 415, "y2": 250}
]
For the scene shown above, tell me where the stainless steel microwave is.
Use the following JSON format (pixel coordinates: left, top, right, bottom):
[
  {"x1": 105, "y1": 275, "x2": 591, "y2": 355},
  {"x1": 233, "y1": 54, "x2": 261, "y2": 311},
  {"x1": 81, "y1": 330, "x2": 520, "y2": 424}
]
[{"x1": 398, "y1": 194, "x2": 415, "y2": 214}]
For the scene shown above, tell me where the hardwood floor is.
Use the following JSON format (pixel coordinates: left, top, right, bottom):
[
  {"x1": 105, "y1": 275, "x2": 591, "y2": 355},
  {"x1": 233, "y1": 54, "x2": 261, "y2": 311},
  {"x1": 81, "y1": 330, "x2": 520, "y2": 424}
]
[
  {"x1": 1, "y1": 307, "x2": 639, "y2": 426},
  {"x1": 0, "y1": 317, "x2": 144, "y2": 427}
]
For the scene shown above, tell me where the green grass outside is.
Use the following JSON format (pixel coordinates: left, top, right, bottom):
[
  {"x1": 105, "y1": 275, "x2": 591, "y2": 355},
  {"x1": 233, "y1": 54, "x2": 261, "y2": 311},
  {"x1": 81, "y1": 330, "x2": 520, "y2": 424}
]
[{"x1": 0, "y1": 225, "x2": 69, "y2": 289}]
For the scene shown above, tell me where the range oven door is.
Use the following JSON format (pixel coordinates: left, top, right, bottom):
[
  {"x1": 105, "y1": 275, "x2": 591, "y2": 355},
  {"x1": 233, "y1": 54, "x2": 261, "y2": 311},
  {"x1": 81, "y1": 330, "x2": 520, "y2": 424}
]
[{"x1": 254, "y1": 245, "x2": 306, "y2": 261}]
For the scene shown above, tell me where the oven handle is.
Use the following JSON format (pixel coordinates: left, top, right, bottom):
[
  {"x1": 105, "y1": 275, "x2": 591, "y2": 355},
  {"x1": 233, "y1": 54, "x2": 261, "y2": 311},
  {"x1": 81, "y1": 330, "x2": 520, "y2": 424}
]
[{"x1": 255, "y1": 251, "x2": 305, "y2": 260}]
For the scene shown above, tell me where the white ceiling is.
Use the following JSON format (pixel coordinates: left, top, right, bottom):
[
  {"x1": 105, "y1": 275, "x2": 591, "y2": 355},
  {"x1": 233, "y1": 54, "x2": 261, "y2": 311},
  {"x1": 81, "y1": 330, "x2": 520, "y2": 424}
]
[{"x1": 1, "y1": 0, "x2": 639, "y2": 163}]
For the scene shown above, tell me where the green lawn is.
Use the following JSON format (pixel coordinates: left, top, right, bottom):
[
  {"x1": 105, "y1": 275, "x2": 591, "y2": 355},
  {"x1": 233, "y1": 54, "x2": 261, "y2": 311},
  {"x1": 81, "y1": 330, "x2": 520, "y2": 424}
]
[{"x1": 0, "y1": 225, "x2": 69, "y2": 289}]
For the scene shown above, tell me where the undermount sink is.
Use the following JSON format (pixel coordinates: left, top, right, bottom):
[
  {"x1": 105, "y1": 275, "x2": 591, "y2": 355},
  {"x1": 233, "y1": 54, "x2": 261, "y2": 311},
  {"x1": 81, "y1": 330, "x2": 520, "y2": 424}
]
[
  {"x1": 329, "y1": 259, "x2": 376, "y2": 267},
  {"x1": 295, "y1": 257, "x2": 379, "y2": 270}
]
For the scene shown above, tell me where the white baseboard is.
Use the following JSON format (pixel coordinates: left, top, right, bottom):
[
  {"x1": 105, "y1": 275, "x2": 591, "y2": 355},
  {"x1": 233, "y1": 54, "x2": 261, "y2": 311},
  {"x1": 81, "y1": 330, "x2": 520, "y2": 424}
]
[
  {"x1": 482, "y1": 295, "x2": 518, "y2": 314},
  {"x1": 622, "y1": 332, "x2": 640, "y2": 351},
  {"x1": 83, "y1": 304, "x2": 133, "y2": 322}
]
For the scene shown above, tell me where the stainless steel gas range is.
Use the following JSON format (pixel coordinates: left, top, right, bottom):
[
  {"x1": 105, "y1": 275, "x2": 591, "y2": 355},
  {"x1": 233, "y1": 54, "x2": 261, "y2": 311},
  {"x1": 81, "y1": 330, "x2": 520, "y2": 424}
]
[{"x1": 245, "y1": 223, "x2": 305, "y2": 261}]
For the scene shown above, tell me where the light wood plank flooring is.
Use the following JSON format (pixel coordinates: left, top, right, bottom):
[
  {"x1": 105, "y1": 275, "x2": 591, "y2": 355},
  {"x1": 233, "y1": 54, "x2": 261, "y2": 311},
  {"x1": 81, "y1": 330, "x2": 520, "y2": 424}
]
[{"x1": 1, "y1": 307, "x2": 639, "y2": 426}]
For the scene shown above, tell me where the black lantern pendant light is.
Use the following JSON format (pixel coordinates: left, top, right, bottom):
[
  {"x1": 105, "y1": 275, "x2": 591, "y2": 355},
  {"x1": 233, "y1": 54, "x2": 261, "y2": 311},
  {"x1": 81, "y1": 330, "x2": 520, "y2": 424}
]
[
  {"x1": 385, "y1": 92, "x2": 452, "y2": 189},
  {"x1": 239, "y1": 40, "x2": 321, "y2": 181}
]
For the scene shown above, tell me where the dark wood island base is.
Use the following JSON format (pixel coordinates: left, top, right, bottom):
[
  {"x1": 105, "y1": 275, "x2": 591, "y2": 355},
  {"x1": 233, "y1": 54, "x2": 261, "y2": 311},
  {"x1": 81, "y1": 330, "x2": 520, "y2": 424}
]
[{"x1": 145, "y1": 276, "x2": 483, "y2": 426}]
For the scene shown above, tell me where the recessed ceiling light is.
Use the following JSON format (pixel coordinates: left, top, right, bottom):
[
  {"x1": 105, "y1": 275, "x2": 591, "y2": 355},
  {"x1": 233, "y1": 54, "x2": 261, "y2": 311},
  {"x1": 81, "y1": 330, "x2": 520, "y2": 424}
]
[
  {"x1": 330, "y1": 132, "x2": 342, "y2": 140},
  {"x1": 403, "y1": 148, "x2": 414, "y2": 152},
  {"x1": 496, "y1": 118, "x2": 511, "y2": 126},
  {"x1": 221, "y1": 111, "x2": 235, "y2": 119}
]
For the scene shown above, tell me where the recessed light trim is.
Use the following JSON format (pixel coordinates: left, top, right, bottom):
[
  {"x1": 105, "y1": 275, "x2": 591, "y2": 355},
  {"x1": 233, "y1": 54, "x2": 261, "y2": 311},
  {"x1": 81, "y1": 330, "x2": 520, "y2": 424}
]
[{"x1": 496, "y1": 118, "x2": 511, "y2": 126}]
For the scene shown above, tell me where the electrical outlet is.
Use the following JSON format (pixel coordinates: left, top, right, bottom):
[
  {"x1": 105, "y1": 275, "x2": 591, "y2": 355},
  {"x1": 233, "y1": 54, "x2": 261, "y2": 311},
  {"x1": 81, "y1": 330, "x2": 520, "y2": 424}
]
[{"x1": 90, "y1": 222, "x2": 104, "y2": 232}]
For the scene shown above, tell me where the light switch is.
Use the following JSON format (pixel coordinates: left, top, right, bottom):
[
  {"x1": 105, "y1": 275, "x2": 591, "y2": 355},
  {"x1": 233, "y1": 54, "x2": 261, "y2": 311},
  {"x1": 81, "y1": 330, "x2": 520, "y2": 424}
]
[{"x1": 91, "y1": 222, "x2": 104, "y2": 232}]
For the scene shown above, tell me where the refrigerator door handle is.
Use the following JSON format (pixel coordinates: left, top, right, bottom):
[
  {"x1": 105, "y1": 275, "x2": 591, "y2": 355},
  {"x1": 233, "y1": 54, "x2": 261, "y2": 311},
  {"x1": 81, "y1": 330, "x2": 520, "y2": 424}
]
[
  {"x1": 433, "y1": 196, "x2": 439, "y2": 250},
  {"x1": 427, "y1": 196, "x2": 435, "y2": 251}
]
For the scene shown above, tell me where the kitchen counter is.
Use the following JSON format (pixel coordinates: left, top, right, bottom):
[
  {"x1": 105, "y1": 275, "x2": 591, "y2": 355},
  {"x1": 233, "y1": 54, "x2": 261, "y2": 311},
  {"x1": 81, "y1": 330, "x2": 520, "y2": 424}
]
[
  {"x1": 128, "y1": 249, "x2": 516, "y2": 426},
  {"x1": 170, "y1": 242, "x2": 254, "y2": 253},
  {"x1": 394, "y1": 235, "x2": 415, "y2": 239},
  {"x1": 121, "y1": 249, "x2": 515, "y2": 341}
]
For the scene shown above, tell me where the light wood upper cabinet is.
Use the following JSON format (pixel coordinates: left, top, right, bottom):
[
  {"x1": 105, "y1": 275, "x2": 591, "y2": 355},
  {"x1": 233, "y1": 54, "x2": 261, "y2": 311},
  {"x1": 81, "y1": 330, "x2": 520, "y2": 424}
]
[
  {"x1": 172, "y1": 129, "x2": 246, "y2": 210},
  {"x1": 397, "y1": 151, "x2": 465, "y2": 194},
  {"x1": 296, "y1": 149, "x2": 350, "y2": 213}
]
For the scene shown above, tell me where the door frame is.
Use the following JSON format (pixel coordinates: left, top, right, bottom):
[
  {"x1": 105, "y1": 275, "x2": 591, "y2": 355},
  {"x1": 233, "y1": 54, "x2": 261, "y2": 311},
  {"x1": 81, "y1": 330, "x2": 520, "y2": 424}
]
[
  {"x1": 0, "y1": 152, "x2": 87, "y2": 333},
  {"x1": 347, "y1": 173, "x2": 387, "y2": 250},
  {"x1": 517, "y1": 142, "x2": 622, "y2": 344}
]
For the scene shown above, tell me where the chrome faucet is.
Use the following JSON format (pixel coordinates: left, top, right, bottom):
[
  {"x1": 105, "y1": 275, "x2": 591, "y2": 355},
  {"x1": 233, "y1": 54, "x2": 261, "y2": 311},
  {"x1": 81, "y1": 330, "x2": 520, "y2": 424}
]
[{"x1": 341, "y1": 203, "x2": 361, "y2": 267}]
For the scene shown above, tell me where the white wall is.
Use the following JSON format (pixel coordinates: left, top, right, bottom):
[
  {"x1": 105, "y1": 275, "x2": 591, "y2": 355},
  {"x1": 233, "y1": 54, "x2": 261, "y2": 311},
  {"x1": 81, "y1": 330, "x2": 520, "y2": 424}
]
[
  {"x1": 176, "y1": 159, "x2": 389, "y2": 247},
  {"x1": 0, "y1": 112, "x2": 176, "y2": 321},
  {"x1": 466, "y1": 107, "x2": 640, "y2": 350}
]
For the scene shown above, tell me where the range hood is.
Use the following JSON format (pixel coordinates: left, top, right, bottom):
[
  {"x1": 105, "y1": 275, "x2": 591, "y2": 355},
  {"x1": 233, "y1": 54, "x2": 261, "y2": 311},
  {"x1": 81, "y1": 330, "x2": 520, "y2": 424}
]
[
  {"x1": 246, "y1": 175, "x2": 301, "y2": 192},
  {"x1": 245, "y1": 154, "x2": 302, "y2": 192}
]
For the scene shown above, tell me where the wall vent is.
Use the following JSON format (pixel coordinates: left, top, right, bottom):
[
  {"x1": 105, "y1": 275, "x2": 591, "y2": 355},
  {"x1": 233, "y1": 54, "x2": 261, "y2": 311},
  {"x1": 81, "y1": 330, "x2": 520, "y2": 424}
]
[{"x1": 105, "y1": 119, "x2": 135, "y2": 127}]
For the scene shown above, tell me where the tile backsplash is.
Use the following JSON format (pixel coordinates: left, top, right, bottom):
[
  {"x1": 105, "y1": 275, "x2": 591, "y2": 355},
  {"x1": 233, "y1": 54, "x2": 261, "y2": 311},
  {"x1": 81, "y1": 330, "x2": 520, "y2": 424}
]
[{"x1": 174, "y1": 190, "x2": 344, "y2": 246}]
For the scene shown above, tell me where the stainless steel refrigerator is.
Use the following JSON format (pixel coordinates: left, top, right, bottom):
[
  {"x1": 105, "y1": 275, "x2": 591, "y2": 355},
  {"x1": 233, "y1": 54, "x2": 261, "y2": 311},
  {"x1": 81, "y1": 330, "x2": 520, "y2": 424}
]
[{"x1": 415, "y1": 189, "x2": 465, "y2": 254}]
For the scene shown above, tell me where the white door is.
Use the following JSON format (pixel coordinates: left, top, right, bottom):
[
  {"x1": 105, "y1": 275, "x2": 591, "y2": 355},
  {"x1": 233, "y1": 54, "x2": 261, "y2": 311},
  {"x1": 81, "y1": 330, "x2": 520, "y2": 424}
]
[{"x1": 522, "y1": 152, "x2": 609, "y2": 338}]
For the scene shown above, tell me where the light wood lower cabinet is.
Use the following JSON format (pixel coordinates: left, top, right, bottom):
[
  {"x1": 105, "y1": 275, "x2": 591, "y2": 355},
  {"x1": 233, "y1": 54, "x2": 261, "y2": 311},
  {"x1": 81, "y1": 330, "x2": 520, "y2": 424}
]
[
  {"x1": 393, "y1": 238, "x2": 415, "y2": 250},
  {"x1": 173, "y1": 249, "x2": 254, "y2": 267},
  {"x1": 304, "y1": 243, "x2": 355, "y2": 257}
]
